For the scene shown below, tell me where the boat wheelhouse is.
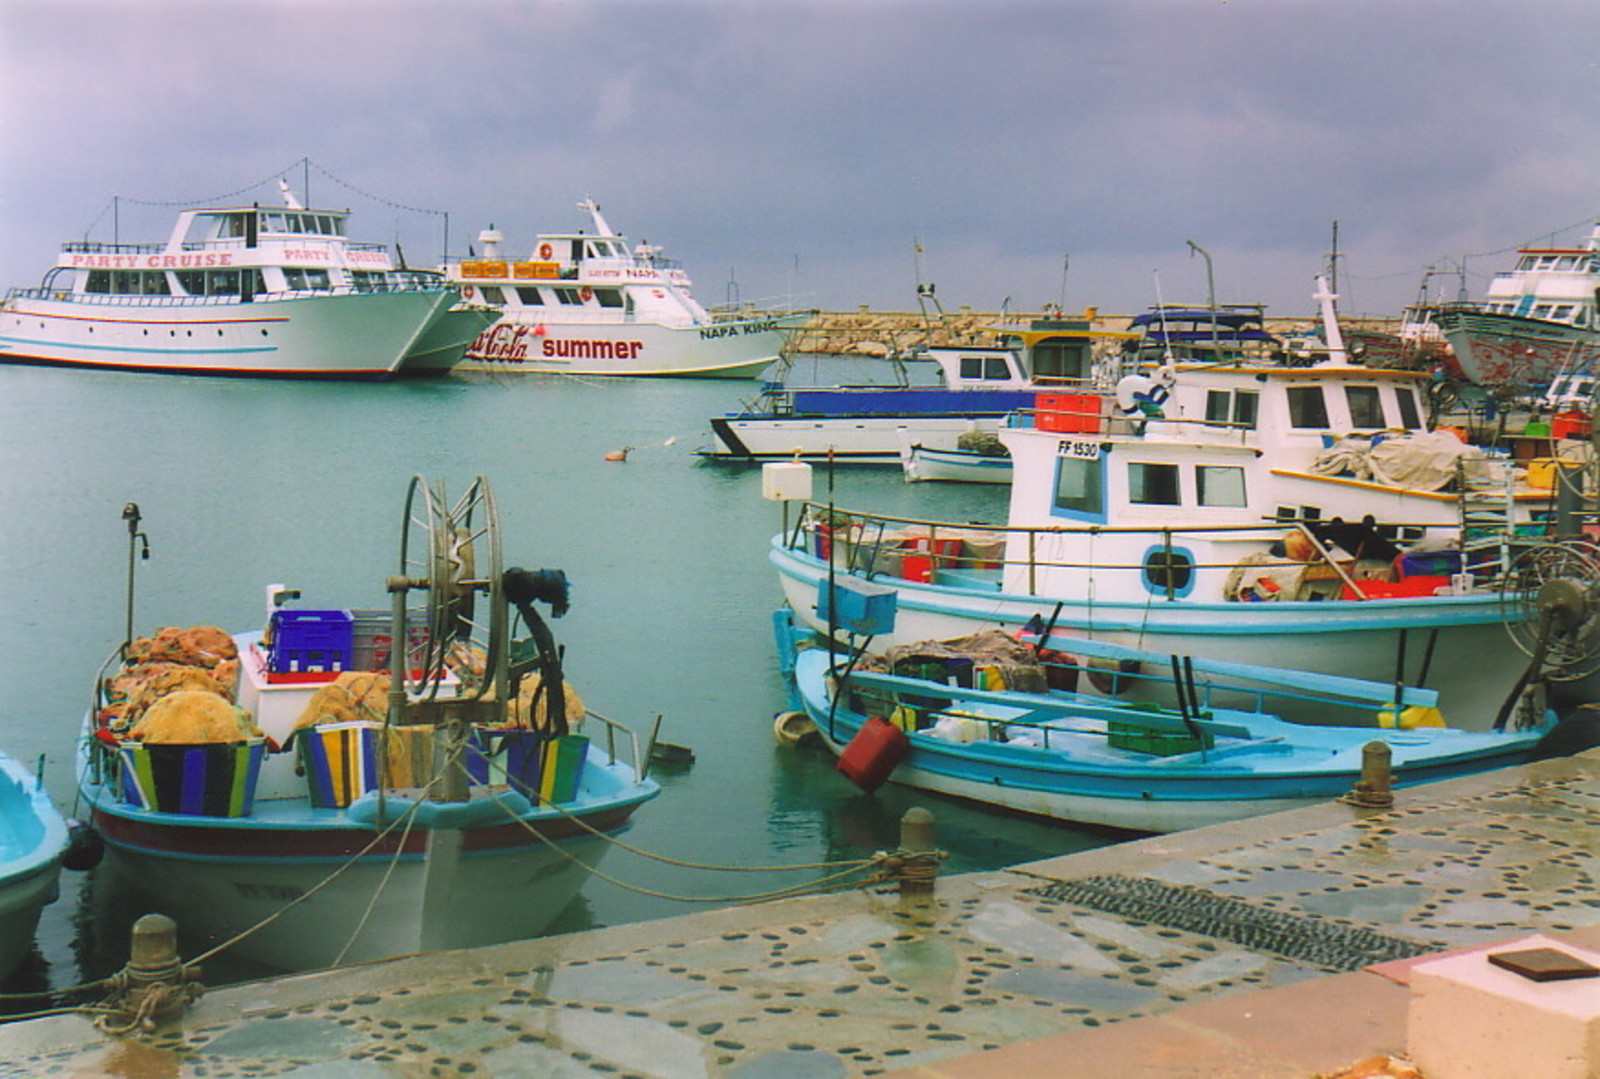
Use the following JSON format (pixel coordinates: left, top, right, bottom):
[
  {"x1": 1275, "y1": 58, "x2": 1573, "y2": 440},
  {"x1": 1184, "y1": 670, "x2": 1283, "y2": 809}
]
[
  {"x1": 446, "y1": 199, "x2": 806, "y2": 378},
  {"x1": 0, "y1": 183, "x2": 492, "y2": 380},
  {"x1": 1433, "y1": 222, "x2": 1600, "y2": 391}
]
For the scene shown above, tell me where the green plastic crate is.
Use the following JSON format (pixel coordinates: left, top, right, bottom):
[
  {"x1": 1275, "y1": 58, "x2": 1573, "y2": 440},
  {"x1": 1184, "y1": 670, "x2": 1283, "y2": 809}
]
[{"x1": 1107, "y1": 719, "x2": 1213, "y2": 756}]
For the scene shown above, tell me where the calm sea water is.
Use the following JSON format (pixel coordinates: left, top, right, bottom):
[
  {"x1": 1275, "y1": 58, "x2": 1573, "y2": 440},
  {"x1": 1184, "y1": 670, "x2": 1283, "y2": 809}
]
[{"x1": 0, "y1": 362, "x2": 1113, "y2": 993}]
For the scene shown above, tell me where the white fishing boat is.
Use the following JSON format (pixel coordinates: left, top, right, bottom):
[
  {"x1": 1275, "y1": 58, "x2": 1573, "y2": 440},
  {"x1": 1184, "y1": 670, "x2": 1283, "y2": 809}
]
[
  {"x1": 0, "y1": 181, "x2": 493, "y2": 380},
  {"x1": 446, "y1": 200, "x2": 806, "y2": 378},
  {"x1": 77, "y1": 479, "x2": 661, "y2": 971},
  {"x1": 764, "y1": 279, "x2": 1584, "y2": 725},
  {"x1": 1432, "y1": 222, "x2": 1600, "y2": 391},
  {"x1": 899, "y1": 434, "x2": 1012, "y2": 484},
  {"x1": 700, "y1": 312, "x2": 1132, "y2": 464},
  {"x1": 0, "y1": 750, "x2": 68, "y2": 980}
]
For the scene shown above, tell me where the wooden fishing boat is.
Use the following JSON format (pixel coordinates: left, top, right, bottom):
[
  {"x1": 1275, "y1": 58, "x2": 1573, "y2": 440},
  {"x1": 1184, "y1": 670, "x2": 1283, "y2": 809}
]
[
  {"x1": 778, "y1": 613, "x2": 1555, "y2": 833},
  {"x1": 1433, "y1": 221, "x2": 1600, "y2": 391},
  {"x1": 77, "y1": 478, "x2": 660, "y2": 971}
]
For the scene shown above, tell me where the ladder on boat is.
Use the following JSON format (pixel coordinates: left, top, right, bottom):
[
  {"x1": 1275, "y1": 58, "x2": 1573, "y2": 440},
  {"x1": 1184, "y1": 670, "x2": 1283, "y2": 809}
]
[{"x1": 1455, "y1": 459, "x2": 1517, "y2": 577}]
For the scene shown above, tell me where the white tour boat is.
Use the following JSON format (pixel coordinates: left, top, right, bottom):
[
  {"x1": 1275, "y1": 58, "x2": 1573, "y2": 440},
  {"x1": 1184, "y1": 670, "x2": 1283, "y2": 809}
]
[
  {"x1": 765, "y1": 280, "x2": 1580, "y2": 724},
  {"x1": 446, "y1": 200, "x2": 807, "y2": 378},
  {"x1": 0, "y1": 181, "x2": 493, "y2": 380},
  {"x1": 1432, "y1": 222, "x2": 1600, "y2": 391}
]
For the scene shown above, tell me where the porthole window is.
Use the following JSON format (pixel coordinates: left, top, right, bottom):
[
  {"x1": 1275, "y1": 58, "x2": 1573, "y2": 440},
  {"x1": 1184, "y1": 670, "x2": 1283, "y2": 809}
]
[{"x1": 1142, "y1": 547, "x2": 1195, "y2": 596}]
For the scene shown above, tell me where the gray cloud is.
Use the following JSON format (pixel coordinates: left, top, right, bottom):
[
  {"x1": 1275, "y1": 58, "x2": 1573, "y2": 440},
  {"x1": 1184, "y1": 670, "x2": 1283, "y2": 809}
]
[{"x1": 3, "y1": 0, "x2": 1597, "y2": 319}]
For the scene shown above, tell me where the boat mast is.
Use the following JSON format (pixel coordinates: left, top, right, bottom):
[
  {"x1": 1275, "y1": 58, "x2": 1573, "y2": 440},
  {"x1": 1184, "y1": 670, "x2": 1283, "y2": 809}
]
[{"x1": 1186, "y1": 240, "x2": 1217, "y2": 355}]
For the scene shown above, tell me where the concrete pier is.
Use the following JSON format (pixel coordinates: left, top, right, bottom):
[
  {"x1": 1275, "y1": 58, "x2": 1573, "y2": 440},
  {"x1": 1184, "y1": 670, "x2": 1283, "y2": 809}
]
[{"x1": 2, "y1": 750, "x2": 1595, "y2": 1078}]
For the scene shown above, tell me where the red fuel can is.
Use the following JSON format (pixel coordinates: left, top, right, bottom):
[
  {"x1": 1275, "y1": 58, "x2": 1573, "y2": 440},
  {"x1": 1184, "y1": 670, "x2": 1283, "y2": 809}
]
[{"x1": 836, "y1": 716, "x2": 909, "y2": 793}]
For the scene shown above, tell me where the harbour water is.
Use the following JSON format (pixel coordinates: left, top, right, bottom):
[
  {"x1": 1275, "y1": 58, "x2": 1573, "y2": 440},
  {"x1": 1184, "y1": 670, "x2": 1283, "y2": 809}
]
[{"x1": 0, "y1": 362, "x2": 1111, "y2": 995}]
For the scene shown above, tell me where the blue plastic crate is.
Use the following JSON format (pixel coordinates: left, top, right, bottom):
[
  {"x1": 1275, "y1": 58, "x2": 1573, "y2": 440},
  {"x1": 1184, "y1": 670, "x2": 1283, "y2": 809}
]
[{"x1": 270, "y1": 609, "x2": 354, "y2": 675}]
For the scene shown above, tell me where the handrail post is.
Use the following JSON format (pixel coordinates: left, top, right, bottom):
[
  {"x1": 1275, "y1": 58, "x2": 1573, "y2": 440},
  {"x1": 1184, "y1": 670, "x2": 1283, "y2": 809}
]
[{"x1": 1163, "y1": 529, "x2": 1175, "y2": 601}]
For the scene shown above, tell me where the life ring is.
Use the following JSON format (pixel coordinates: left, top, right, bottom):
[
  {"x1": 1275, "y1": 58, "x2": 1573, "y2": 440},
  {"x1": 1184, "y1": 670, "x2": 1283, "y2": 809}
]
[
  {"x1": 538, "y1": 243, "x2": 553, "y2": 260},
  {"x1": 461, "y1": 284, "x2": 475, "y2": 299},
  {"x1": 580, "y1": 286, "x2": 593, "y2": 302},
  {"x1": 1114, "y1": 374, "x2": 1170, "y2": 418}
]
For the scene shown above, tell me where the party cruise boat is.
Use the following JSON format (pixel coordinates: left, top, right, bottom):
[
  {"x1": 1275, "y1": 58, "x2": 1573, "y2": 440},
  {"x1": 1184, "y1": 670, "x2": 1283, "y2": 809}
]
[
  {"x1": 1432, "y1": 221, "x2": 1600, "y2": 391},
  {"x1": 445, "y1": 199, "x2": 807, "y2": 378},
  {"x1": 0, "y1": 181, "x2": 493, "y2": 380}
]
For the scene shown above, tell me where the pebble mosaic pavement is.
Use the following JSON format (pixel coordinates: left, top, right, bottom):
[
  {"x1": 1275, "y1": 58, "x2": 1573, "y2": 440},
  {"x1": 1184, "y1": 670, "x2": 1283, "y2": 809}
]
[{"x1": 1, "y1": 753, "x2": 1595, "y2": 1078}]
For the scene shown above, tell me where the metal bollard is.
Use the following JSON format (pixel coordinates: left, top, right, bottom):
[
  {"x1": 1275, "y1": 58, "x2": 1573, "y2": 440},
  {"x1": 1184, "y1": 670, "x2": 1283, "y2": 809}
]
[
  {"x1": 1346, "y1": 740, "x2": 1395, "y2": 808},
  {"x1": 97, "y1": 913, "x2": 204, "y2": 1034},
  {"x1": 897, "y1": 807, "x2": 943, "y2": 895}
]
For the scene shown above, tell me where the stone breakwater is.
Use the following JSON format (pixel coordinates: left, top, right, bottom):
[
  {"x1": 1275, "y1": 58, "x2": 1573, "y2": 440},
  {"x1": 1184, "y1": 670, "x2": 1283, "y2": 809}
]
[{"x1": 777, "y1": 307, "x2": 1402, "y2": 357}]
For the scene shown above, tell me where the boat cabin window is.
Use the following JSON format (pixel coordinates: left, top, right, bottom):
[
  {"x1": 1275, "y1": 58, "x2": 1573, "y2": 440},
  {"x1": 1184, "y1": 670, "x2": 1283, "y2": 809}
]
[
  {"x1": 1031, "y1": 338, "x2": 1092, "y2": 381},
  {"x1": 554, "y1": 287, "x2": 587, "y2": 305},
  {"x1": 85, "y1": 270, "x2": 172, "y2": 296},
  {"x1": 349, "y1": 271, "x2": 387, "y2": 292},
  {"x1": 959, "y1": 354, "x2": 1015, "y2": 381},
  {"x1": 274, "y1": 213, "x2": 344, "y2": 236},
  {"x1": 1196, "y1": 465, "x2": 1247, "y2": 507},
  {"x1": 1204, "y1": 389, "x2": 1258, "y2": 429},
  {"x1": 515, "y1": 286, "x2": 544, "y2": 305},
  {"x1": 176, "y1": 268, "x2": 262, "y2": 297},
  {"x1": 281, "y1": 268, "x2": 331, "y2": 292},
  {"x1": 1128, "y1": 462, "x2": 1181, "y2": 505},
  {"x1": 1287, "y1": 386, "x2": 1330, "y2": 428},
  {"x1": 1345, "y1": 386, "x2": 1384, "y2": 429},
  {"x1": 1052, "y1": 450, "x2": 1104, "y2": 518},
  {"x1": 1396, "y1": 388, "x2": 1422, "y2": 429},
  {"x1": 594, "y1": 288, "x2": 625, "y2": 308},
  {"x1": 478, "y1": 286, "x2": 506, "y2": 306}
]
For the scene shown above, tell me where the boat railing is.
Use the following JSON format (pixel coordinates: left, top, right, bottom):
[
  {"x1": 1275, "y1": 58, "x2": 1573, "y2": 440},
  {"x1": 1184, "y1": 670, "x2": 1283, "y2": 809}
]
[
  {"x1": 1005, "y1": 397, "x2": 1263, "y2": 442},
  {"x1": 580, "y1": 254, "x2": 686, "y2": 275},
  {"x1": 578, "y1": 707, "x2": 649, "y2": 778},
  {"x1": 5, "y1": 279, "x2": 452, "y2": 305},
  {"x1": 788, "y1": 501, "x2": 1503, "y2": 598},
  {"x1": 836, "y1": 660, "x2": 1416, "y2": 747},
  {"x1": 60, "y1": 240, "x2": 166, "y2": 256}
]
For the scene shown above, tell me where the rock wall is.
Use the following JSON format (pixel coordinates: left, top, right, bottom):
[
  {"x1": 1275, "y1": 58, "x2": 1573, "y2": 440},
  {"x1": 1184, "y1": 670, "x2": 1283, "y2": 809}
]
[{"x1": 781, "y1": 306, "x2": 1400, "y2": 357}]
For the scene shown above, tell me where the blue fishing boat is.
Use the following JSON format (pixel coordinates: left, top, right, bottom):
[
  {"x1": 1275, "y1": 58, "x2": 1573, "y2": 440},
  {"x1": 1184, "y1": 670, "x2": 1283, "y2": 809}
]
[
  {"x1": 0, "y1": 750, "x2": 68, "y2": 980},
  {"x1": 776, "y1": 611, "x2": 1555, "y2": 834},
  {"x1": 699, "y1": 311, "x2": 1133, "y2": 464},
  {"x1": 77, "y1": 478, "x2": 660, "y2": 971}
]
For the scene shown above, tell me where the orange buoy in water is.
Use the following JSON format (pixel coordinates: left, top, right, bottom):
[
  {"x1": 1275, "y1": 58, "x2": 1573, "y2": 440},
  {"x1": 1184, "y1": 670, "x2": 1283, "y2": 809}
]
[{"x1": 836, "y1": 716, "x2": 908, "y2": 792}]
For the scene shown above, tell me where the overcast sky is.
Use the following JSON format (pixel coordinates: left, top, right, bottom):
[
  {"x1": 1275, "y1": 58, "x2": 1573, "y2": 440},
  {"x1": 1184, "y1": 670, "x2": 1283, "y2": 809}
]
[{"x1": 3, "y1": 0, "x2": 1598, "y2": 319}]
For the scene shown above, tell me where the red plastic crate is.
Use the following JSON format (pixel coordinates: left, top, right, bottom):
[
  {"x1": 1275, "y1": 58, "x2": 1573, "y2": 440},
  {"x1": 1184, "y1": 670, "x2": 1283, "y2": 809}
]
[
  {"x1": 1342, "y1": 576, "x2": 1450, "y2": 600},
  {"x1": 1036, "y1": 393, "x2": 1102, "y2": 433}
]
